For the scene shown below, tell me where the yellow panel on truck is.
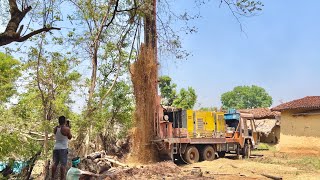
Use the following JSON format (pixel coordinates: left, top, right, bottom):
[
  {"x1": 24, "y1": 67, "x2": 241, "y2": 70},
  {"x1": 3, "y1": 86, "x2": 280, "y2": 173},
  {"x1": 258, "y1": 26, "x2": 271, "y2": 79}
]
[
  {"x1": 186, "y1": 110, "x2": 225, "y2": 138},
  {"x1": 195, "y1": 111, "x2": 215, "y2": 137},
  {"x1": 186, "y1": 110, "x2": 194, "y2": 137},
  {"x1": 215, "y1": 112, "x2": 226, "y2": 133}
]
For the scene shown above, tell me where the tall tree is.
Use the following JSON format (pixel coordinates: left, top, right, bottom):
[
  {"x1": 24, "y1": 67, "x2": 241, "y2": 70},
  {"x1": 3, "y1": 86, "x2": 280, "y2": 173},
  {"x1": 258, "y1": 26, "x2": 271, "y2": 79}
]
[
  {"x1": 67, "y1": 0, "x2": 139, "y2": 155},
  {"x1": 24, "y1": 35, "x2": 80, "y2": 178},
  {"x1": 0, "y1": 52, "x2": 21, "y2": 103},
  {"x1": 221, "y1": 85, "x2": 273, "y2": 109}
]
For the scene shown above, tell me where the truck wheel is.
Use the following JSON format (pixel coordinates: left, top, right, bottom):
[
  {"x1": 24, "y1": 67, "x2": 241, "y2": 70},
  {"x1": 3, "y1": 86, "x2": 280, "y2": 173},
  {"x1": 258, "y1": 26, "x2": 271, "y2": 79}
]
[
  {"x1": 183, "y1": 146, "x2": 200, "y2": 164},
  {"x1": 218, "y1": 151, "x2": 226, "y2": 158},
  {"x1": 201, "y1": 145, "x2": 215, "y2": 161},
  {"x1": 243, "y1": 143, "x2": 251, "y2": 159}
]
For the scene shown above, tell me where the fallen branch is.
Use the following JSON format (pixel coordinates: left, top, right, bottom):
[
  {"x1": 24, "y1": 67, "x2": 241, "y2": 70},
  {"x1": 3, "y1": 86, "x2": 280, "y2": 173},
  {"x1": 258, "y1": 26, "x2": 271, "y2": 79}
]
[
  {"x1": 230, "y1": 164, "x2": 239, "y2": 168},
  {"x1": 87, "y1": 152, "x2": 104, "y2": 160},
  {"x1": 12, "y1": 128, "x2": 53, "y2": 138},
  {"x1": 104, "y1": 157, "x2": 128, "y2": 167},
  {"x1": 261, "y1": 173, "x2": 283, "y2": 180},
  {"x1": 213, "y1": 173, "x2": 238, "y2": 176},
  {"x1": 20, "y1": 133, "x2": 53, "y2": 141},
  {"x1": 27, "y1": 131, "x2": 53, "y2": 138}
]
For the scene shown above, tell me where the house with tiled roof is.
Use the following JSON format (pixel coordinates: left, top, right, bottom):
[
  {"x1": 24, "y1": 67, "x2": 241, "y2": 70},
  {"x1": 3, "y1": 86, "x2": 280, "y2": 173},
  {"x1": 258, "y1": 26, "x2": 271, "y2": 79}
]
[
  {"x1": 272, "y1": 96, "x2": 320, "y2": 137},
  {"x1": 239, "y1": 108, "x2": 281, "y2": 143}
]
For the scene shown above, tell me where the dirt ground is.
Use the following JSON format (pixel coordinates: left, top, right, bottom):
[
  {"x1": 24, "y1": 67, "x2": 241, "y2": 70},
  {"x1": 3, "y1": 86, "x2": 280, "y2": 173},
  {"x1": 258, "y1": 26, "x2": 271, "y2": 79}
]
[
  {"x1": 113, "y1": 135, "x2": 320, "y2": 180},
  {"x1": 181, "y1": 151, "x2": 320, "y2": 180},
  {"x1": 30, "y1": 142, "x2": 320, "y2": 180},
  {"x1": 117, "y1": 149, "x2": 320, "y2": 180}
]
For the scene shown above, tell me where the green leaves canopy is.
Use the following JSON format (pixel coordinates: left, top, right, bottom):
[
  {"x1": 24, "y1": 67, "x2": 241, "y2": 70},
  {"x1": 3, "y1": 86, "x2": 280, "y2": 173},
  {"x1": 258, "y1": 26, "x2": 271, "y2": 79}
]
[
  {"x1": 159, "y1": 75, "x2": 197, "y2": 109},
  {"x1": 173, "y1": 87, "x2": 197, "y2": 109},
  {"x1": 159, "y1": 76, "x2": 177, "y2": 106},
  {"x1": 221, "y1": 85, "x2": 272, "y2": 109},
  {"x1": 0, "y1": 52, "x2": 21, "y2": 103}
]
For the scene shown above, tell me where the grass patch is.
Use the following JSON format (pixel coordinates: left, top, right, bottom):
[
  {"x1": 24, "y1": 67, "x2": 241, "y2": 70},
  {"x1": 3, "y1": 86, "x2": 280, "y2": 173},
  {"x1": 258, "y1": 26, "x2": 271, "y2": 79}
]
[
  {"x1": 249, "y1": 156, "x2": 282, "y2": 165},
  {"x1": 288, "y1": 157, "x2": 320, "y2": 171},
  {"x1": 255, "y1": 143, "x2": 276, "y2": 151},
  {"x1": 251, "y1": 152, "x2": 320, "y2": 171}
]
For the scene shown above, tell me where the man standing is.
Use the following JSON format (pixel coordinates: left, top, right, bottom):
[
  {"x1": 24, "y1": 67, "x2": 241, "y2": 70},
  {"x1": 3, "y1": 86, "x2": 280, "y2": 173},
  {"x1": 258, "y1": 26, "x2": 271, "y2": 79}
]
[{"x1": 52, "y1": 116, "x2": 72, "y2": 180}]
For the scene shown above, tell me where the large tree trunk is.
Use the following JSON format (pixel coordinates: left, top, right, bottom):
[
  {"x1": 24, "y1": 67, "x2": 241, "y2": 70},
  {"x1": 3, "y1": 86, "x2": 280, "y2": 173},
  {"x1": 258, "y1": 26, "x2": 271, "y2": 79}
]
[{"x1": 144, "y1": 0, "x2": 157, "y2": 50}]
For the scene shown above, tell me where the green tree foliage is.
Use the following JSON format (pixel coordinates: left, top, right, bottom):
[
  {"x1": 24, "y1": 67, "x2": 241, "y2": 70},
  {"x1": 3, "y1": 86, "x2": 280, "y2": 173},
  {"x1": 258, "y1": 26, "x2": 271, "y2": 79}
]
[
  {"x1": 0, "y1": 107, "x2": 41, "y2": 160},
  {"x1": 25, "y1": 43, "x2": 81, "y2": 122},
  {"x1": 94, "y1": 80, "x2": 134, "y2": 152},
  {"x1": 0, "y1": 52, "x2": 21, "y2": 103},
  {"x1": 159, "y1": 75, "x2": 197, "y2": 109},
  {"x1": 221, "y1": 85, "x2": 272, "y2": 109},
  {"x1": 159, "y1": 76, "x2": 177, "y2": 106},
  {"x1": 0, "y1": 40, "x2": 81, "y2": 162},
  {"x1": 66, "y1": 0, "x2": 138, "y2": 152},
  {"x1": 173, "y1": 87, "x2": 197, "y2": 109}
]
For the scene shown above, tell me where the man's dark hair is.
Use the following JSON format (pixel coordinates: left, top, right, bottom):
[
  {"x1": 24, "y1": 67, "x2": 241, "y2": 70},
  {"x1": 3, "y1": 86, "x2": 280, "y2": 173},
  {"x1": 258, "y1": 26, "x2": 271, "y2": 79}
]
[{"x1": 58, "y1": 116, "x2": 66, "y2": 125}]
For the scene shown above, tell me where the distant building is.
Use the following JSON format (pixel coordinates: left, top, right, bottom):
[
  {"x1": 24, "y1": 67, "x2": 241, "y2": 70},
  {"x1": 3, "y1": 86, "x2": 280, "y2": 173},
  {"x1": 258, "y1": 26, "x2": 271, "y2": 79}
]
[
  {"x1": 272, "y1": 96, "x2": 320, "y2": 137},
  {"x1": 239, "y1": 108, "x2": 280, "y2": 144}
]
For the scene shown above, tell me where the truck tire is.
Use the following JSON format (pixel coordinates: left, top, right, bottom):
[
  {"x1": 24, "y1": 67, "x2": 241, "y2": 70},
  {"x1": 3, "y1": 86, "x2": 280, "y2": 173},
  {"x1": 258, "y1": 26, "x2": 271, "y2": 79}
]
[
  {"x1": 201, "y1": 145, "x2": 215, "y2": 161},
  {"x1": 218, "y1": 151, "x2": 226, "y2": 158},
  {"x1": 183, "y1": 146, "x2": 200, "y2": 164},
  {"x1": 243, "y1": 143, "x2": 251, "y2": 159}
]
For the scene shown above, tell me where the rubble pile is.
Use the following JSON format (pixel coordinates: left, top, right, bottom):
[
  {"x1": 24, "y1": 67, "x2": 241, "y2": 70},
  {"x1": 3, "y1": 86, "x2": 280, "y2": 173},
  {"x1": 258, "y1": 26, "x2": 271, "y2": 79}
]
[
  {"x1": 75, "y1": 152, "x2": 219, "y2": 180},
  {"x1": 104, "y1": 137, "x2": 131, "y2": 158},
  {"x1": 80, "y1": 152, "x2": 122, "y2": 174}
]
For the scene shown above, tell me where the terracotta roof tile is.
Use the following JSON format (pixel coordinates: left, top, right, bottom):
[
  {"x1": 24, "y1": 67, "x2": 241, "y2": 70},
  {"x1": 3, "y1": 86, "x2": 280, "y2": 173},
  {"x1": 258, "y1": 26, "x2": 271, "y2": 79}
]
[
  {"x1": 271, "y1": 96, "x2": 320, "y2": 111},
  {"x1": 239, "y1": 108, "x2": 280, "y2": 119}
]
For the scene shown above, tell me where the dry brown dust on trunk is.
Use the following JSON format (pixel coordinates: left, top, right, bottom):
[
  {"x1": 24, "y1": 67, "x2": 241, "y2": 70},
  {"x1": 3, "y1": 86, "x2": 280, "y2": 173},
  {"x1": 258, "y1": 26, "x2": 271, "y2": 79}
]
[{"x1": 128, "y1": 44, "x2": 158, "y2": 164}]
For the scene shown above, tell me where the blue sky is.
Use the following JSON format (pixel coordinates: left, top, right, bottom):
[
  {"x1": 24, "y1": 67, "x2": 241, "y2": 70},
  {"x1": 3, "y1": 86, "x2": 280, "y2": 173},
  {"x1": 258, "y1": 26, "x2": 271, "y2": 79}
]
[
  {"x1": 159, "y1": 0, "x2": 320, "y2": 109},
  {"x1": 1, "y1": 0, "x2": 320, "y2": 110}
]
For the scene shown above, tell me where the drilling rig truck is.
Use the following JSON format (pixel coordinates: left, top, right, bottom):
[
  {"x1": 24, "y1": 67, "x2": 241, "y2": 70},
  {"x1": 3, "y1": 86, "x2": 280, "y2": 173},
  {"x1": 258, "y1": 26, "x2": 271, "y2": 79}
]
[{"x1": 152, "y1": 106, "x2": 259, "y2": 164}]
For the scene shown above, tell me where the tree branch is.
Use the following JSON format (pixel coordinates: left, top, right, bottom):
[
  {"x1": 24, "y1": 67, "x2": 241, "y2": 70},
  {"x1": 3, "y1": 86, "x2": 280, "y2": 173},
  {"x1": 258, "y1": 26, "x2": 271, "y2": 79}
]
[
  {"x1": 0, "y1": 0, "x2": 60, "y2": 46},
  {"x1": 115, "y1": 5, "x2": 140, "y2": 13},
  {"x1": 103, "y1": 0, "x2": 120, "y2": 28},
  {"x1": 17, "y1": 27, "x2": 61, "y2": 42},
  {"x1": 223, "y1": 0, "x2": 245, "y2": 34},
  {"x1": 97, "y1": 57, "x2": 121, "y2": 109},
  {"x1": 8, "y1": 0, "x2": 20, "y2": 16}
]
